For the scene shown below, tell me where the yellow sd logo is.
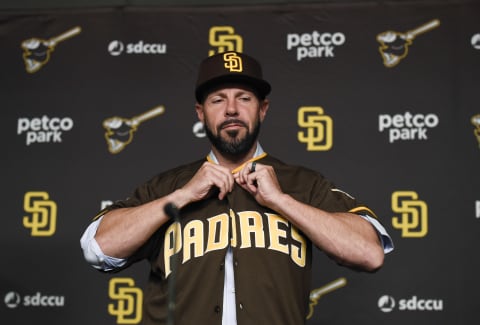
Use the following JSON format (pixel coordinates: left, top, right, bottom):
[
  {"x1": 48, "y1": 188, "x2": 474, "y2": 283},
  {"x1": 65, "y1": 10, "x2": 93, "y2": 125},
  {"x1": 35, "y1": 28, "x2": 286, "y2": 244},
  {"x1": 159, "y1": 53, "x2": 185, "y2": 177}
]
[
  {"x1": 208, "y1": 26, "x2": 243, "y2": 56},
  {"x1": 223, "y1": 52, "x2": 242, "y2": 72},
  {"x1": 23, "y1": 191, "x2": 57, "y2": 236},
  {"x1": 391, "y1": 191, "x2": 428, "y2": 238},
  {"x1": 108, "y1": 278, "x2": 143, "y2": 324},
  {"x1": 297, "y1": 106, "x2": 333, "y2": 151}
]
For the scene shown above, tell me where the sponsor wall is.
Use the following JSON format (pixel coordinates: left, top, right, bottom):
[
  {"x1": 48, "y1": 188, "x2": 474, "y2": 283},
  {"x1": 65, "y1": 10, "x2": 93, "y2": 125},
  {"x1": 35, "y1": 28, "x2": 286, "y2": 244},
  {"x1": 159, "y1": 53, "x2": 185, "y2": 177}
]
[{"x1": 2, "y1": 2, "x2": 479, "y2": 324}]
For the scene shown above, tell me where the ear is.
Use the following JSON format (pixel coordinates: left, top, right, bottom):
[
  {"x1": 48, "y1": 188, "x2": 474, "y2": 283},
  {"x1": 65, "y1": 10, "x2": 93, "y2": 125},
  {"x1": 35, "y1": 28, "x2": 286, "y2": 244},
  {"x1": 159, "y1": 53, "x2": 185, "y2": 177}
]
[
  {"x1": 195, "y1": 103, "x2": 204, "y2": 123},
  {"x1": 259, "y1": 99, "x2": 269, "y2": 122}
]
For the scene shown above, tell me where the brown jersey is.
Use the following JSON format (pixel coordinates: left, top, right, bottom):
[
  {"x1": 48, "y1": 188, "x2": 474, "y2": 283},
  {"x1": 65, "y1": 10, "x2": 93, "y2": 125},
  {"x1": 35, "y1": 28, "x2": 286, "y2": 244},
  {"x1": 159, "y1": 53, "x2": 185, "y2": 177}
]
[{"x1": 103, "y1": 154, "x2": 376, "y2": 325}]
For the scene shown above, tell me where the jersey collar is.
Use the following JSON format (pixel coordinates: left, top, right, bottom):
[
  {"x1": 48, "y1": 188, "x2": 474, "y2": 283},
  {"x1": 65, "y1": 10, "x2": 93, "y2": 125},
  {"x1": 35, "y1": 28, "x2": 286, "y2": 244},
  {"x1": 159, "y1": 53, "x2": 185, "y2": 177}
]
[{"x1": 206, "y1": 142, "x2": 267, "y2": 174}]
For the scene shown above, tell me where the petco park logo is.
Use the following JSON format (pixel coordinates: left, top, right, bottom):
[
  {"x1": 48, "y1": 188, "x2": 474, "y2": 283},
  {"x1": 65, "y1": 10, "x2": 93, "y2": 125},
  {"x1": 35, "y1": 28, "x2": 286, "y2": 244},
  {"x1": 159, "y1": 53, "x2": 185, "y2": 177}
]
[
  {"x1": 378, "y1": 295, "x2": 443, "y2": 312},
  {"x1": 17, "y1": 115, "x2": 74, "y2": 145},
  {"x1": 287, "y1": 31, "x2": 346, "y2": 61},
  {"x1": 378, "y1": 111, "x2": 439, "y2": 143},
  {"x1": 108, "y1": 40, "x2": 167, "y2": 56},
  {"x1": 4, "y1": 291, "x2": 65, "y2": 309}
]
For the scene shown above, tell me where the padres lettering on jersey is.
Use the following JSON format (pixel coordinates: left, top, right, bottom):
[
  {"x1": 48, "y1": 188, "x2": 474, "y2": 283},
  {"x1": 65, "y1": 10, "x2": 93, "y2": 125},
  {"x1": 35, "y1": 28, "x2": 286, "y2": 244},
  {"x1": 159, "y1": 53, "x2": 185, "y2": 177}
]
[{"x1": 164, "y1": 209, "x2": 306, "y2": 277}]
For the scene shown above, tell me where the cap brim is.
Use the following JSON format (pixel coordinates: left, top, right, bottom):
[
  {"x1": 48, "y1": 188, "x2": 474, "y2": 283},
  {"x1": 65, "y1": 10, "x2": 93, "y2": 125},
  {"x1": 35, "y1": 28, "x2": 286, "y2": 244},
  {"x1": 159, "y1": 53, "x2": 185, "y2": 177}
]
[{"x1": 195, "y1": 75, "x2": 271, "y2": 103}]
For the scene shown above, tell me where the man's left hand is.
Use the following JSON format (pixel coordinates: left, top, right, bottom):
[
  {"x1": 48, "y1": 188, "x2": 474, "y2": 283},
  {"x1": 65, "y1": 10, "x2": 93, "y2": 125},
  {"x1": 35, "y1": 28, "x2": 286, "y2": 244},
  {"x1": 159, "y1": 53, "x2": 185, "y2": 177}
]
[{"x1": 233, "y1": 162, "x2": 283, "y2": 208}]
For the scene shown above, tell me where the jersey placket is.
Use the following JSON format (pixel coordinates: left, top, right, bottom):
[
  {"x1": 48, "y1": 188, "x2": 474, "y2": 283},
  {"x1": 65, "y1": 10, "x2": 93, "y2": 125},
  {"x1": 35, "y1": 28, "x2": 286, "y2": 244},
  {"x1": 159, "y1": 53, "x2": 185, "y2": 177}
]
[{"x1": 222, "y1": 191, "x2": 241, "y2": 323}]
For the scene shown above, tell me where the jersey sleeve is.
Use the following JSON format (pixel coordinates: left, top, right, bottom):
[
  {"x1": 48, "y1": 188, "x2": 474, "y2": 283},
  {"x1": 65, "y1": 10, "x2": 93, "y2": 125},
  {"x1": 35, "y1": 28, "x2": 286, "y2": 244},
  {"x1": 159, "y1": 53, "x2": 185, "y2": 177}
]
[
  {"x1": 87, "y1": 159, "x2": 205, "y2": 271},
  {"x1": 308, "y1": 174, "x2": 394, "y2": 253},
  {"x1": 308, "y1": 174, "x2": 378, "y2": 219}
]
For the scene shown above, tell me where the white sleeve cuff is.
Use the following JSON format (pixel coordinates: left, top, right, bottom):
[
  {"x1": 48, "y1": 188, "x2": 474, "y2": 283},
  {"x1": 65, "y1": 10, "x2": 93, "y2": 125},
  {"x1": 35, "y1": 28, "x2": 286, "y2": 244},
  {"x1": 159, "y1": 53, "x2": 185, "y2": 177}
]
[
  {"x1": 359, "y1": 215, "x2": 394, "y2": 254},
  {"x1": 80, "y1": 216, "x2": 127, "y2": 271}
]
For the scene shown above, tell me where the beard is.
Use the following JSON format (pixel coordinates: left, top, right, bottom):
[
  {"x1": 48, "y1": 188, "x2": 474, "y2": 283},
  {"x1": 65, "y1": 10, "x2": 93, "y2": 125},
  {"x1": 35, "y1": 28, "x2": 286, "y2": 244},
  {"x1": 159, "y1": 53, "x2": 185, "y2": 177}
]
[{"x1": 205, "y1": 118, "x2": 261, "y2": 157}]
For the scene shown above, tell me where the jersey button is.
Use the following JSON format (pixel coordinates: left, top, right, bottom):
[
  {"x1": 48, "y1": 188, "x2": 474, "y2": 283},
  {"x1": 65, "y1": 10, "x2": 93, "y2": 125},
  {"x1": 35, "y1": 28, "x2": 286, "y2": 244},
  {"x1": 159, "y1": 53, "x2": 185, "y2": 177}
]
[{"x1": 214, "y1": 305, "x2": 221, "y2": 313}]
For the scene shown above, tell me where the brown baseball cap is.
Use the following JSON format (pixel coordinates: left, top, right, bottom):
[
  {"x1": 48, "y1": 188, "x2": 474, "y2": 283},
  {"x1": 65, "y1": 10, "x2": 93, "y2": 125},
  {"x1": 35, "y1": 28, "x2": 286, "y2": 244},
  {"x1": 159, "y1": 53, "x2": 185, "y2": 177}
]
[{"x1": 195, "y1": 51, "x2": 271, "y2": 103}]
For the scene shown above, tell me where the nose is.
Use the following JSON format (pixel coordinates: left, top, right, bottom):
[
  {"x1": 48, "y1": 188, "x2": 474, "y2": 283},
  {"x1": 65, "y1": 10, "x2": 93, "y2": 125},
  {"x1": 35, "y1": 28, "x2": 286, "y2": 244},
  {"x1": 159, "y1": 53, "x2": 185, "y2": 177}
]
[{"x1": 225, "y1": 98, "x2": 238, "y2": 116}]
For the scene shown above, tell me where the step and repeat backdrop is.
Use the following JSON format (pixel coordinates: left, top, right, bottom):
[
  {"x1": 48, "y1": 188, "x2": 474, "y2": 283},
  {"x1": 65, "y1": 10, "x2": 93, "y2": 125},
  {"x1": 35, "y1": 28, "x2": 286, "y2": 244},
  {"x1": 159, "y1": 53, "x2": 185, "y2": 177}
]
[{"x1": 1, "y1": 1, "x2": 479, "y2": 324}]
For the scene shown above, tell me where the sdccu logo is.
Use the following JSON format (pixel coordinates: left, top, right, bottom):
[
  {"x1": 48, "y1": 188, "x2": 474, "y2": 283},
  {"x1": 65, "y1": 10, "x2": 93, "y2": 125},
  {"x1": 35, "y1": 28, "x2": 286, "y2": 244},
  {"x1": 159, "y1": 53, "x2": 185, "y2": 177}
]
[
  {"x1": 17, "y1": 115, "x2": 74, "y2": 145},
  {"x1": 108, "y1": 278, "x2": 143, "y2": 324},
  {"x1": 108, "y1": 40, "x2": 167, "y2": 56},
  {"x1": 4, "y1": 291, "x2": 65, "y2": 309},
  {"x1": 378, "y1": 295, "x2": 443, "y2": 312}
]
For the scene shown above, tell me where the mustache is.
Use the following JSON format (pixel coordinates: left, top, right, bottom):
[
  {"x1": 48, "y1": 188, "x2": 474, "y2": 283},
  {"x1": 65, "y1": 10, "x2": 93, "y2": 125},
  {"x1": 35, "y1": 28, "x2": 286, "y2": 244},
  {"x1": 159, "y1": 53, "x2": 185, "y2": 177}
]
[{"x1": 219, "y1": 119, "x2": 247, "y2": 129}]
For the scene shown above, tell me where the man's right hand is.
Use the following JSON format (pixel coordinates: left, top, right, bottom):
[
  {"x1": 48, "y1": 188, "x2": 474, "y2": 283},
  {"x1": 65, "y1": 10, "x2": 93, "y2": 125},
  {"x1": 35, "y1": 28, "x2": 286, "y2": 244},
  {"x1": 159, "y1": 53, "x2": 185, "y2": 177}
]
[
  {"x1": 93, "y1": 162, "x2": 233, "y2": 259},
  {"x1": 180, "y1": 161, "x2": 234, "y2": 203}
]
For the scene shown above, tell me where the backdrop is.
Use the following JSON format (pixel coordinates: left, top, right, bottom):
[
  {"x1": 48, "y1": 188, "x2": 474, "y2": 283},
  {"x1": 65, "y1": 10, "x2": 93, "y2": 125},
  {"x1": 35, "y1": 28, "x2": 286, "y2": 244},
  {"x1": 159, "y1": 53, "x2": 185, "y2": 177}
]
[{"x1": 2, "y1": 1, "x2": 479, "y2": 324}]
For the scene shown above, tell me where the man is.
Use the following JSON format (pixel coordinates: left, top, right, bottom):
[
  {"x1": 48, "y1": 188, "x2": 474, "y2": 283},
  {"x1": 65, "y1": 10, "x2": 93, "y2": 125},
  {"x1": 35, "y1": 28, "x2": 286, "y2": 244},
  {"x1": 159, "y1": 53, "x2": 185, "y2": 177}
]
[{"x1": 81, "y1": 51, "x2": 393, "y2": 325}]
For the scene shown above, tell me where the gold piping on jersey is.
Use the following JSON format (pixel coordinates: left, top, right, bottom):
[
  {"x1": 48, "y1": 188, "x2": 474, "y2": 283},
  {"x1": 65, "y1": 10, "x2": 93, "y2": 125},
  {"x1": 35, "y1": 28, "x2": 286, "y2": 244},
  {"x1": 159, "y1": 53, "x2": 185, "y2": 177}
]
[
  {"x1": 206, "y1": 152, "x2": 268, "y2": 174},
  {"x1": 349, "y1": 206, "x2": 378, "y2": 219}
]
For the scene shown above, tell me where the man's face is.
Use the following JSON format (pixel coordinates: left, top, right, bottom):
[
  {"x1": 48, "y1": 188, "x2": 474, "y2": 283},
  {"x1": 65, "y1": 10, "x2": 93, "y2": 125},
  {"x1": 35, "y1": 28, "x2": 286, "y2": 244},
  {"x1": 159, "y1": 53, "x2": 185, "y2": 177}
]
[{"x1": 196, "y1": 84, "x2": 269, "y2": 156}]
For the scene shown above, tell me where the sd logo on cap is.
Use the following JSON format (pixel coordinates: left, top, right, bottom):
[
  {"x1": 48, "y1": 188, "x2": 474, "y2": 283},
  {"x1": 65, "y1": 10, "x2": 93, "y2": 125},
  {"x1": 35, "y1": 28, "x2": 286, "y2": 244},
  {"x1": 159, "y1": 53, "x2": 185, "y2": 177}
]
[{"x1": 195, "y1": 51, "x2": 271, "y2": 103}]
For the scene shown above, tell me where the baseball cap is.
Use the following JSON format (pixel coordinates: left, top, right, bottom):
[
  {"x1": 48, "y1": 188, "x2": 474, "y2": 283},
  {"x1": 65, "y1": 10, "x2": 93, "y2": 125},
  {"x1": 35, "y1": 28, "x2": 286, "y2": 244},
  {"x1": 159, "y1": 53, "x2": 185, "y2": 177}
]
[{"x1": 195, "y1": 51, "x2": 271, "y2": 103}]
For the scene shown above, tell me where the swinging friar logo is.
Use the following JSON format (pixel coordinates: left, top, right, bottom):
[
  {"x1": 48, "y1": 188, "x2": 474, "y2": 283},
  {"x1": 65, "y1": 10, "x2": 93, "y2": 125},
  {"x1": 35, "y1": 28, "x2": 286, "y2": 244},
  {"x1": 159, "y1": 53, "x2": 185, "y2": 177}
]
[
  {"x1": 376, "y1": 19, "x2": 440, "y2": 68},
  {"x1": 21, "y1": 26, "x2": 82, "y2": 73},
  {"x1": 103, "y1": 105, "x2": 165, "y2": 154},
  {"x1": 378, "y1": 294, "x2": 444, "y2": 313},
  {"x1": 307, "y1": 277, "x2": 347, "y2": 319},
  {"x1": 472, "y1": 114, "x2": 480, "y2": 149}
]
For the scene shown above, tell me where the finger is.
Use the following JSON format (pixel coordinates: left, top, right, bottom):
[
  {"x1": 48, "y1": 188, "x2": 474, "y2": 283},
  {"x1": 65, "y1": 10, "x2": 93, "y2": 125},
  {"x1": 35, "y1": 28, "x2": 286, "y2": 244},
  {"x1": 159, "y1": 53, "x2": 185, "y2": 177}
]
[
  {"x1": 234, "y1": 170, "x2": 246, "y2": 185},
  {"x1": 236, "y1": 177, "x2": 256, "y2": 195},
  {"x1": 200, "y1": 162, "x2": 234, "y2": 199},
  {"x1": 209, "y1": 163, "x2": 234, "y2": 187},
  {"x1": 247, "y1": 172, "x2": 258, "y2": 191},
  {"x1": 211, "y1": 167, "x2": 234, "y2": 199},
  {"x1": 217, "y1": 177, "x2": 234, "y2": 200},
  {"x1": 249, "y1": 162, "x2": 259, "y2": 187},
  {"x1": 234, "y1": 163, "x2": 256, "y2": 191},
  {"x1": 240, "y1": 161, "x2": 259, "y2": 184},
  {"x1": 250, "y1": 161, "x2": 256, "y2": 173}
]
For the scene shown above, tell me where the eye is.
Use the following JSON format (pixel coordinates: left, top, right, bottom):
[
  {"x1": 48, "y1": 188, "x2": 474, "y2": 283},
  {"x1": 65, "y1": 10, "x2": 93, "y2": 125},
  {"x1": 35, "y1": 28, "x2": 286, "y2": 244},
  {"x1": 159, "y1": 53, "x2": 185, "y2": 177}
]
[
  {"x1": 239, "y1": 95, "x2": 251, "y2": 102},
  {"x1": 209, "y1": 97, "x2": 224, "y2": 104}
]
